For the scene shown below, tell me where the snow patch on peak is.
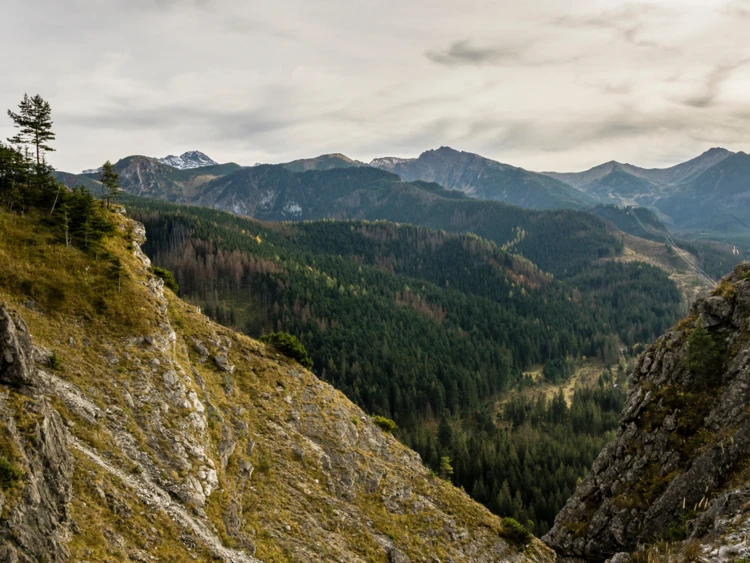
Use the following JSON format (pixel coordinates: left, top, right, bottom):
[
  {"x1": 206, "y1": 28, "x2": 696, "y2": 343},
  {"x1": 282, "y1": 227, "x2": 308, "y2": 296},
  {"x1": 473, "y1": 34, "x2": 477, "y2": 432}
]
[
  {"x1": 82, "y1": 167, "x2": 102, "y2": 174},
  {"x1": 158, "y1": 151, "x2": 218, "y2": 170}
]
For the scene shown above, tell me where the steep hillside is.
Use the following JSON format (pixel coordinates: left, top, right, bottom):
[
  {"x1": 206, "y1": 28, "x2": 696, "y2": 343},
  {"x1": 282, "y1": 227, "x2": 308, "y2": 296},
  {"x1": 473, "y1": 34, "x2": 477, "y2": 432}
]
[
  {"x1": 370, "y1": 147, "x2": 594, "y2": 210},
  {"x1": 588, "y1": 206, "x2": 670, "y2": 243},
  {"x1": 0, "y1": 208, "x2": 554, "y2": 562},
  {"x1": 588, "y1": 205, "x2": 744, "y2": 287},
  {"x1": 578, "y1": 167, "x2": 662, "y2": 206},
  {"x1": 545, "y1": 263, "x2": 750, "y2": 561}
]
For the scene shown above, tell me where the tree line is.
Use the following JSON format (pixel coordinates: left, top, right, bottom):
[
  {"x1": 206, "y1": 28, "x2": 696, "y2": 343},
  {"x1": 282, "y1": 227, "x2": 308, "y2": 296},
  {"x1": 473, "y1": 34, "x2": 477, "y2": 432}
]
[{"x1": 1, "y1": 94, "x2": 121, "y2": 249}]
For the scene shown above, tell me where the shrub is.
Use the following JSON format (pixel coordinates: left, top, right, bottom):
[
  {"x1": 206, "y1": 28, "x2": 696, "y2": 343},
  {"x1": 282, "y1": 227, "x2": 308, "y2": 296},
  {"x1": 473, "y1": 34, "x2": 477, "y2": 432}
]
[
  {"x1": 372, "y1": 415, "x2": 397, "y2": 433},
  {"x1": 259, "y1": 332, "x2": 313, "y2": 369},
  {"x1": 681, "y1": 539, "x2": 702, "y2": 562},
  {"x1": 0, "y1": 456, "x2": 23, "y2": 489},
  {"x1": 151, "y1": 266, "x2": 179, "y2": 293},
  {"x1": 499, "y1": 517, "x2": 531, "y2": 546},
  {"x1": 48, "y1": 351, "x2": 62, "y2": 370}
]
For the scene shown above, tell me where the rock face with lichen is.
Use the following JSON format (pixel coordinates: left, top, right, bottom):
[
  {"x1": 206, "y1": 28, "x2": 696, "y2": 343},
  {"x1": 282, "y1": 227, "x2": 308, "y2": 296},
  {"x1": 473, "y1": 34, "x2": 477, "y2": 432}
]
[
  {"x1": 544, "y1": 263, "x2": 750, "y2": 562},
  {"x1": 0, "y1": 305, "x2": 74, "y2": 562},
  {"x1": 0, "y1": 209, "x2": 554, "y2": 562}
]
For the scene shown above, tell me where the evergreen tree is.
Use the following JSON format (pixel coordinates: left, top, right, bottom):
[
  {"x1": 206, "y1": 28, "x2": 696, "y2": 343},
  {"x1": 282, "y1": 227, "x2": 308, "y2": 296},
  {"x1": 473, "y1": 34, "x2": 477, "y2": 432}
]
[
  {"x1": 438, "y1": 416, "x2": 453, "y2": 448},
  {"x1": 7, "y1": 94, "x2": 56, "y2": 168},
  {"x1": 439, "y1": 456, "x2": 454, "y2": 479},
  {"x1": 100, "y1": 160, "x2": 120, "y2": 208}
]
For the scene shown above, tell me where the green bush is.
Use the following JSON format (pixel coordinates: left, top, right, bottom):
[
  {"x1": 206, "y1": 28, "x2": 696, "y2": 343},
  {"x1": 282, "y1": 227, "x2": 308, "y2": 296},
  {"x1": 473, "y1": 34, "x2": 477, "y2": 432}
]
[
  {"x1": 48, "y1": 350, "x2": 62, "y2": 370},
  {"x1": 499, "y1": 517, "x2": 531, "y2": 546},
  {"x1": 259, "y1": 332, "x2": 313, "y2": 369},
  {"x1": 151, "y1": 266, "x2": 179, "y2": 293},
  {"x1": 0, "y1": 456, "x2": 23, "y2": 490},
  {"x1": 372, "y1": 415, "x2": 398, "y2": 433}
]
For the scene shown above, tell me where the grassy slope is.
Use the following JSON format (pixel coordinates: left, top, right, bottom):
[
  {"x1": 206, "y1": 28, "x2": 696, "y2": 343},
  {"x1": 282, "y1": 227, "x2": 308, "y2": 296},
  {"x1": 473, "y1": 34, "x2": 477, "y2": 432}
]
[{"x1": 0, "y1": 208, "x2": 553, "y2": 562}]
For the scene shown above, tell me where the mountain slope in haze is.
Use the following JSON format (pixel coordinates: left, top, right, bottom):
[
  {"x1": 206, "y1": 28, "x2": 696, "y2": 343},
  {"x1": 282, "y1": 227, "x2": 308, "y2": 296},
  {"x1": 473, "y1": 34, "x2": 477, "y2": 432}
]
[
  {"x1": 158, "y1": 150, "x2": 218, "y2": 170},
  {"x1": 655, "y1": 151, "x2": 750, "y2": 233},
  {"x1": 578, "y1": 166, "x2": 663, "y2": 206},
  {"x1": 371, "y1": 146, "x2": 595, "y2": 210},
  {"x1": 545, "y1": 263, "x2": 750, "y2": 561},
  {"x1": 51, "y1": 170, "x2": 102, "y2": 193},
  {"x1": 281, "y1": 153, "x2": 365, "y2": 173},
  {"x1": 546, "y1": 148, "x2": 750, "y2": 240},
  {"x1": 545, "y1": 147, "x2": 733, "y2": 189},
  {"x1": 0, "y1": 207, "x2": 554, "y2": 562}
]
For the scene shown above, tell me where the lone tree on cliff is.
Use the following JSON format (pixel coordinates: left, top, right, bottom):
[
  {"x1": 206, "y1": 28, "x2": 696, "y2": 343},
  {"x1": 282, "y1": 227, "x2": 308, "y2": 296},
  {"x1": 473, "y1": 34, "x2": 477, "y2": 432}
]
[
  {"x1": 7, "y1": 94, "x2": 55, "y2": 169},
  {"x1": 100, "y1": 160, "x2": 120, "y2": 208}
]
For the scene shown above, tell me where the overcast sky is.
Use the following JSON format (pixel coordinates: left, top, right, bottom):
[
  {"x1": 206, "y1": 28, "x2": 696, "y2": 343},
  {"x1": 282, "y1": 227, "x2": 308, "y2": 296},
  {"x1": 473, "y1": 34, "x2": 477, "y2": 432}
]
[{"x1": 2, "y1": 0, "x2": 750, "y2": 173}]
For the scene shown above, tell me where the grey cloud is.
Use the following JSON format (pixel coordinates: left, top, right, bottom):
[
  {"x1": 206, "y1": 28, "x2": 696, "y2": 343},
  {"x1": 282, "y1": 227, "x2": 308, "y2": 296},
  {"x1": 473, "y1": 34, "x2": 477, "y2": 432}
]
[
  {"x1": 683, "y1": 59, "x2": 750, "y2": 108},
  {"x1": 425, "y1": 39, "x2": 580, "y2": 67},
  {"x1": 3, "y1": 0, "x2": 750, "y2": 173},
  {"x1": 425, "y1": 40, "x2": 523, "y2": 66}
]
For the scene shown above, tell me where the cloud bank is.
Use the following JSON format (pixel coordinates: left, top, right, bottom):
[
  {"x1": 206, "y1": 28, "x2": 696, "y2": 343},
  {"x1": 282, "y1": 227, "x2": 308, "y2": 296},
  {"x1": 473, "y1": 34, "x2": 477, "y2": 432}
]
[{"x1": 2, "y1": 0, "x2": 749, "y2": 173}]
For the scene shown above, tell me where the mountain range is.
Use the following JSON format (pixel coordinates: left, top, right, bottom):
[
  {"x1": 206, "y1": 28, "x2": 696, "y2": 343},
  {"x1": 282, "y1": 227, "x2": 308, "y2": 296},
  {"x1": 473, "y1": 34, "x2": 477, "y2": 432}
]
[
  {"x1": 54, "y1": 144, "x2": 750, "y2": 257},
  {"x1": 370, "y1": 146, "x2": 593, "y2": 210}
]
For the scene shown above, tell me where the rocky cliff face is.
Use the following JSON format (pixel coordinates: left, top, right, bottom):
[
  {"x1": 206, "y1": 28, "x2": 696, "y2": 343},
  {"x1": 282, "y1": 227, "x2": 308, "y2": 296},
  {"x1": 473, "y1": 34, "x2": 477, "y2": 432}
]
[
  {"x1": 0, "y1": 305, "x2": 73, "y2": 562},
  {"x1": 544, "y1": 264, "x2": 750, "y2": 562},
  {"x1": 0, "y1": 209, "x2": 553, "y2": 562}
]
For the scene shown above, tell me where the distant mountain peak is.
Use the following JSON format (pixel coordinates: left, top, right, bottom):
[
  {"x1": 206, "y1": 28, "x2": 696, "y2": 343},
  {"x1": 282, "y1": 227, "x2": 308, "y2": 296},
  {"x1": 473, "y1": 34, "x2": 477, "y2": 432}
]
[
  {"x1": 158, "y1": 151, "x2": 218, "y2": 170},
  {"x1": 369, "y1": 156, "x2": 414, "y2": 167},
  {"x1": 280, "y1": 153, "x2": 365, "y2": 173}
]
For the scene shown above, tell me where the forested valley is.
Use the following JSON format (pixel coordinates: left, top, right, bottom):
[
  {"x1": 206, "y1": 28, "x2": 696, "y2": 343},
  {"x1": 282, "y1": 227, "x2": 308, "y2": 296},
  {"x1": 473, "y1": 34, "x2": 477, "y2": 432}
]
[
  {"x1": 0, "y1": 94, "x2": 685, "y2": 535},
  {"x1": 127, "y1": 196, "x2": 682, "y2": 533}
]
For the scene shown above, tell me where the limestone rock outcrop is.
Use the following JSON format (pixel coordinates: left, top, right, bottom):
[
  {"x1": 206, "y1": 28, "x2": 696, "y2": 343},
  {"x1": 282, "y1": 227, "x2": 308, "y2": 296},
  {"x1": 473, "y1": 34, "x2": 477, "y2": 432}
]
[
  {"x1": 0, "y1": 303, "x2": 73, "y2": 562},
  {"x1": 544, "y1": 264, "x2": 750, "y2": 562}
]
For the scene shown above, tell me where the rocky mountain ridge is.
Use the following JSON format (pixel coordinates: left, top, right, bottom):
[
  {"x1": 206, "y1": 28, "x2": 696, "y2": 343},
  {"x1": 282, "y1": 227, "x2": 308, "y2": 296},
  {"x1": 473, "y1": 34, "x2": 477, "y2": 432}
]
[
  {"x1": 543, "y1": 148, "x2": 733, "y2": 190},
  {"x1": 158, "y1": 151, "x2": 219, "y2": 170},
  {"x1": 0, "y1": 208, "x2": 553, "y2": 562},
  {"x1": 369, "y1": 147, "x2": 594, "y2": 210},
  {"x1": 544, "y1": 262, "x2": 750, "y2": 562}
]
